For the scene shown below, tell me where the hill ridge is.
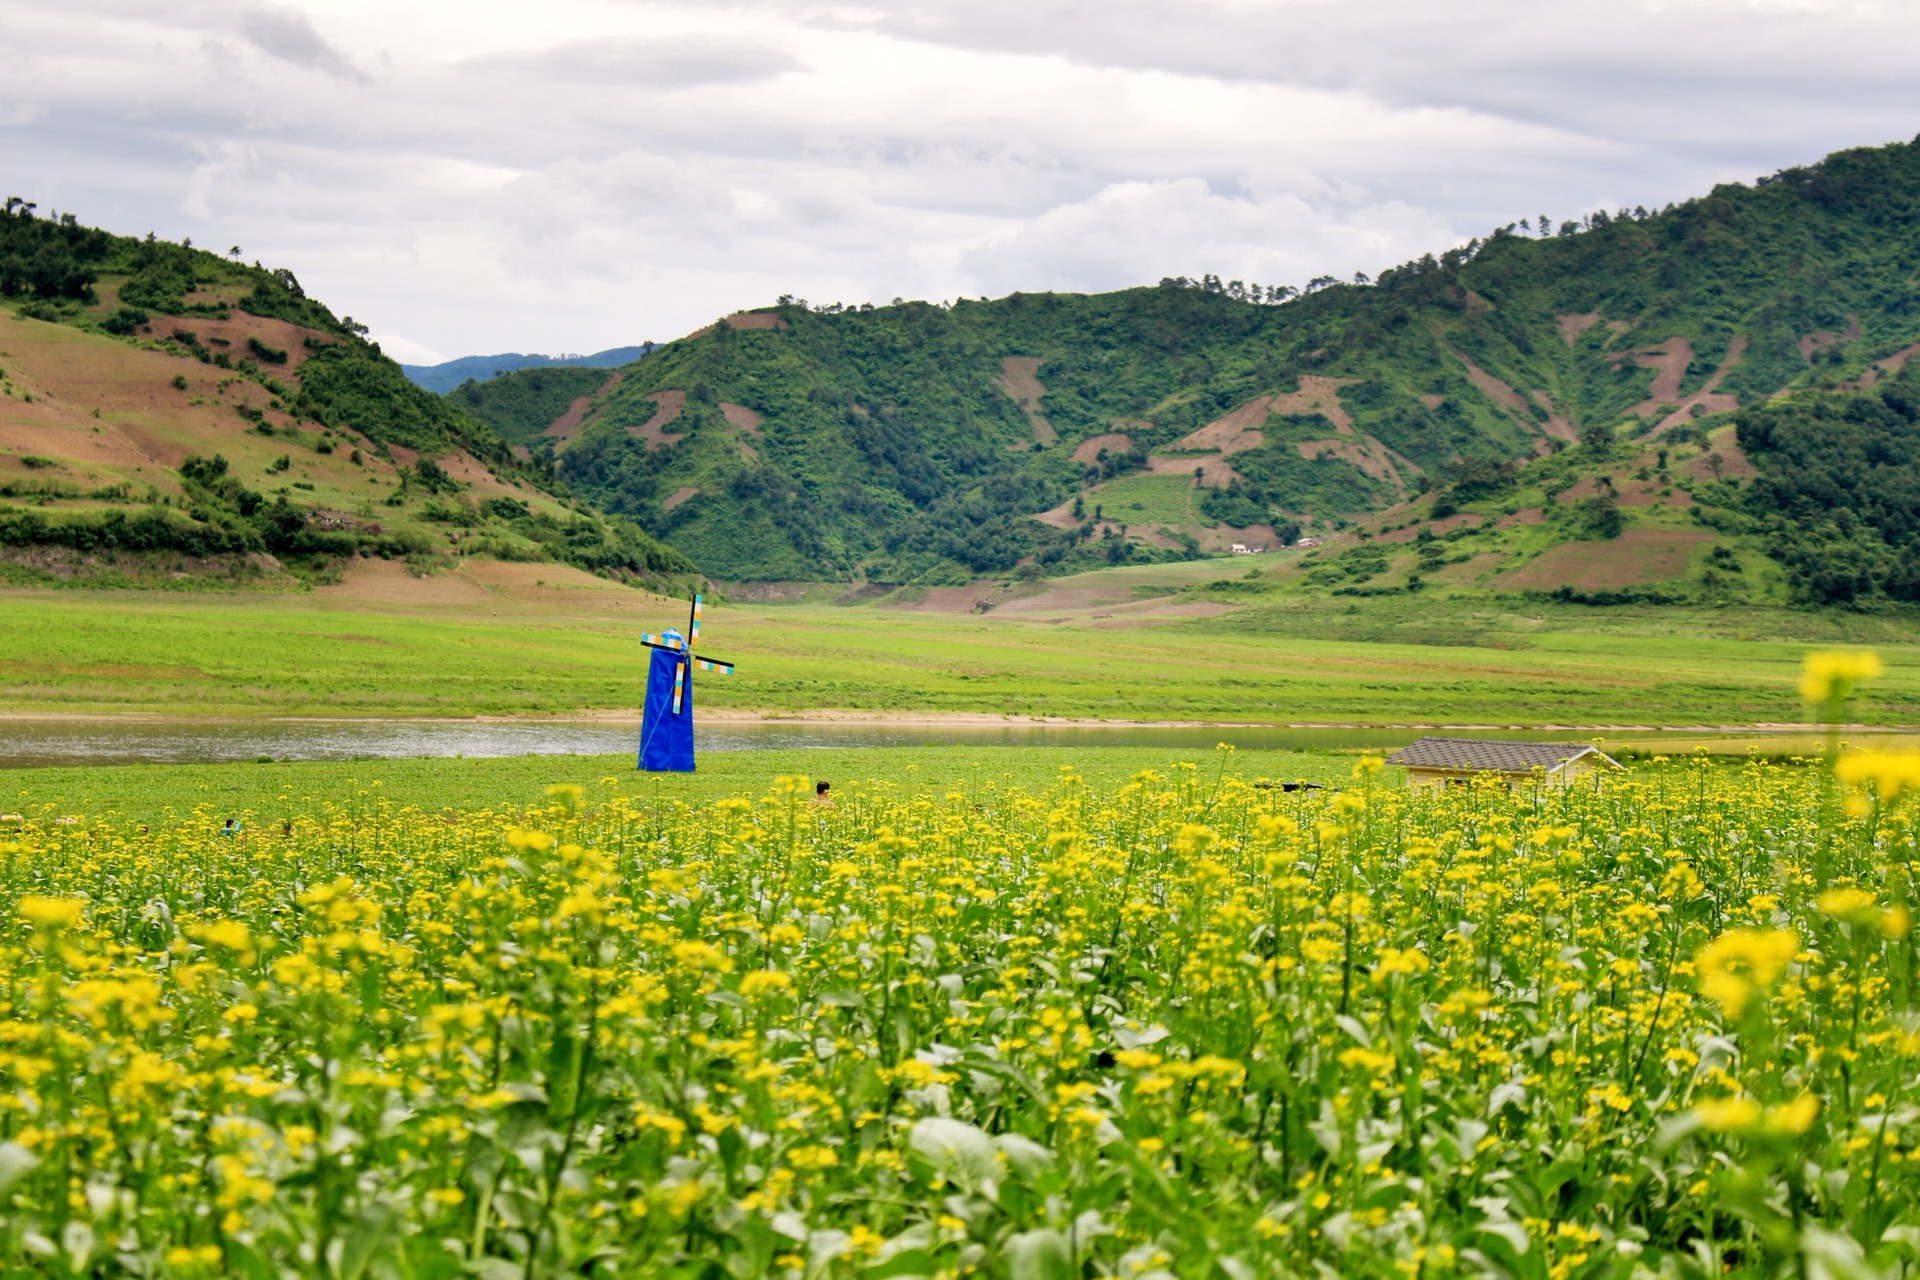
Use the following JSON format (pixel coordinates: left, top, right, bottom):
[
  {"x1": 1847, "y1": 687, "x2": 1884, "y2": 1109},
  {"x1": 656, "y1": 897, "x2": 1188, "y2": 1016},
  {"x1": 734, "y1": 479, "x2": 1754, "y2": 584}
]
[
  {"x1": 448, "y1": 132, "x2": 1920, "y2": 587},
  {"x1": 0, "y1": 210, "x2": 693, "y2": 589}
]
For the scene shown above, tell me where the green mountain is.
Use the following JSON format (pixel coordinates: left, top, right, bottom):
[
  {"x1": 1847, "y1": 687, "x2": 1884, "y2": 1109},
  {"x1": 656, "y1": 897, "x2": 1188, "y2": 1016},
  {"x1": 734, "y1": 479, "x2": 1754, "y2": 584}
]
[
  {"x1": 403, "y1": 345, "x2": 651, "y2": 395},
  {"x1": 0, "y1": 204, "x2": 693, "y2": 587},
  {"x1": 455, "y1": 134, "x2": 1920, "y2": 586}
]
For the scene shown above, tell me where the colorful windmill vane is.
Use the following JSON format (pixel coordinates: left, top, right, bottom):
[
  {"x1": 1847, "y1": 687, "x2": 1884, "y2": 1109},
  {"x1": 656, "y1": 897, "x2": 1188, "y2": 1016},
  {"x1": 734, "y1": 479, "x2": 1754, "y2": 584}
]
[{"x1": 637, "y1": 593, "x2": 735, "y2": 772}]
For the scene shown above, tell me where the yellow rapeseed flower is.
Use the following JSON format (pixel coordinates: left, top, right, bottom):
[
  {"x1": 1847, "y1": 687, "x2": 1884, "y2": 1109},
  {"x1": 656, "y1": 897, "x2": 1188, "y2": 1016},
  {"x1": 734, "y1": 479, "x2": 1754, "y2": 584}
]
[
  {"x1": 191, "y1": 919, "x2": 254, "y2": 955},
  {"x1": 1835, "y1": 751, "x2": 1920, "y2": 804},
  {"x1": 1693, "y1": 1095, "x2": 1760, "y2": 1132},
  {"x1": 1801, "y1": 650, "x2": 1882, "y2": 706},
  {"x1": 1693, "y1": 1093, "x2": 1819, "y2": 1137},
  {"x1": 1371, "y1": 947, "x2": 1431, "y2": 984},
  {"x1": 739, "y1": 969, "x2": 794, "y2": 998},
  {"x1": 1695, "y1": 928, "x2": 1797, "y2": 1018},
  {"x1": 1818, "y1": 888, "x2": 1879, "y2": 922},
  {"x1": 18, "y1": 895, "x2": 84, "y2": 930}
]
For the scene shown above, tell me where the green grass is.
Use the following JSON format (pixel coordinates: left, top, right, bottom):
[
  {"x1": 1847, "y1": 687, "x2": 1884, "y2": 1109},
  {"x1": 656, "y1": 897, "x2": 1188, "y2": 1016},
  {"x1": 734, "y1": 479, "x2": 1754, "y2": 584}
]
[
  {"x1": 6, "y1": 584, "x2": 1920, "y2": 724},
  {"x1": 0, "y1": 745, "x2": 1349, "y2": 827},
  {"x1": 1084, "y1": 472, "x2": 1198, "y2": 530}
]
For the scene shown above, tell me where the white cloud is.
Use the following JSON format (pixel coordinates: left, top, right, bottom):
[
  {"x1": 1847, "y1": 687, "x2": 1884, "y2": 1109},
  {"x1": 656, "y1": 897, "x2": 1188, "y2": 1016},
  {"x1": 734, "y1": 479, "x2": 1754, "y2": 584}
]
[
  {"x1": 239, "y1": 5, "x2": 367, "y2": 80},
  {"x1": 370, "y1": 331, "x2": 447, "y2": 365},
  {"x1": 0, "y1": 0, "x2": 1915, "y2": 358}
]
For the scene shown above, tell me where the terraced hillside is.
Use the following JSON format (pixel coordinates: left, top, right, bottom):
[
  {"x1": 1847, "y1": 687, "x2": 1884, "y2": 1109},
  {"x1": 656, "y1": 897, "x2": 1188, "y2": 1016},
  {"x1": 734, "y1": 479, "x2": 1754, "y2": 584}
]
[
  {"x1": 457, "y1": 136, "x2": 1920, "y2": 586},
  {"x1": 0, "y1": 209, "x2": 691, "y2": 588}
]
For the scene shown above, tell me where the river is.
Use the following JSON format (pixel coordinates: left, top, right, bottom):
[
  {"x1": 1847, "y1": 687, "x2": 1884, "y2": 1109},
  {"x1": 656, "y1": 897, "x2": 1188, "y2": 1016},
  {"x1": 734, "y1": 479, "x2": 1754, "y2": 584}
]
[{"x1": 0, "y1": 718, "x2": 1872, "y2": 769}]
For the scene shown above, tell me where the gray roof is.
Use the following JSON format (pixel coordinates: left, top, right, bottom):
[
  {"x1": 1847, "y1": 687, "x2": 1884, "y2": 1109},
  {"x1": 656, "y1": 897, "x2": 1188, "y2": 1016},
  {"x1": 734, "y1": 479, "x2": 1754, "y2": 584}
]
[{"x1": 1385, "y1": 736, "x2": 1620, "y2": 773}]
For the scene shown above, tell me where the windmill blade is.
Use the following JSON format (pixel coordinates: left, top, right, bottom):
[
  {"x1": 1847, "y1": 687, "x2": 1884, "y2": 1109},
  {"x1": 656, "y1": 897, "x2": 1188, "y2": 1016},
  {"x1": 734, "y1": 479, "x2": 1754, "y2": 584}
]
[
  {"x1": 695, "y1": 659, "x2": 735, "y2": 675},
  {"x1": 640, "y1": 633, "x2": 684, "y2": 650},
  {"x1": 671, "y1": 659, "x2": 686, "y2": 715},
  {"x1": 690, "y1": 594, "x2": 703, "y2": 648}
]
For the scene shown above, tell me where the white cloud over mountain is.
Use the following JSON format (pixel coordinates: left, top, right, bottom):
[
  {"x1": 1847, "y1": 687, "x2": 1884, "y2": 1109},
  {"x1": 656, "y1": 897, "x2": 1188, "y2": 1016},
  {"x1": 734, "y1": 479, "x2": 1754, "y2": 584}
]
[{"x1": 2, "y1": 0, "x2": 1915, "y2": 361}]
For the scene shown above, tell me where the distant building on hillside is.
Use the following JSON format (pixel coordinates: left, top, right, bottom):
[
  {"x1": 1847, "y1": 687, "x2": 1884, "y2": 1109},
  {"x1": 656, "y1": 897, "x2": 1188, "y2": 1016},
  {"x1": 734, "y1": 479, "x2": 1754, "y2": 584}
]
[
  {"x1": 1385, "y1": 737, "x2": 1622, "y2": 790},
  {"x1": 1229, "y1": 542, "x2": 1264, "y2": 555}
]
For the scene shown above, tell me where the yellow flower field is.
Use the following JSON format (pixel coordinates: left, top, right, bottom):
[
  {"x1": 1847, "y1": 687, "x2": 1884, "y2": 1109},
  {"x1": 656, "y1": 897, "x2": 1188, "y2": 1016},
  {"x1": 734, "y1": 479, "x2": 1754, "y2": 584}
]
[{"x1": 4, "y1": 754, "x2": 1920, "y2": 1278}]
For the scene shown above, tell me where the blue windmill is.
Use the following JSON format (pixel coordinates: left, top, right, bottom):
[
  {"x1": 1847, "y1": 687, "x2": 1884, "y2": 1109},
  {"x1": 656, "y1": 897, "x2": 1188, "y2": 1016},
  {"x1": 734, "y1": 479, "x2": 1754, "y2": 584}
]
[{"x1": 637, "y1": 593, "x2": 735, "y2": 772}]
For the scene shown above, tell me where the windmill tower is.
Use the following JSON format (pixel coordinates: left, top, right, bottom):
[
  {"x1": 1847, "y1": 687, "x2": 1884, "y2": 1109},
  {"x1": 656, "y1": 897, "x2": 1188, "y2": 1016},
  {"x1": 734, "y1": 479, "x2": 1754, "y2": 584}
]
[{"x1": 637, "y1": 593, "x2": 735, "y2": 771}]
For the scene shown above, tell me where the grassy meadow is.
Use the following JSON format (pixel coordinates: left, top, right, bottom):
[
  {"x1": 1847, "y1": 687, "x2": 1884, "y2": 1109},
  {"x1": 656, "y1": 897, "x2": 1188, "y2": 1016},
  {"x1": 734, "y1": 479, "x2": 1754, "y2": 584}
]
[
  {"x1": 0, "y1": 746, "x2": 1349, "y2": 829},
  {"x1": 6, "y1": 575, "x2": 1920, "y2": 725}
]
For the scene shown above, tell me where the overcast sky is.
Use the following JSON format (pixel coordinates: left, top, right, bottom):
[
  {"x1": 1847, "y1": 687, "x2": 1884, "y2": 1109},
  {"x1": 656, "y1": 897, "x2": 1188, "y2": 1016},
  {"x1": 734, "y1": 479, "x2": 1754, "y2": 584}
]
[{"x1": 4, "y1": 1, "x2": 1918, "y2": 363}]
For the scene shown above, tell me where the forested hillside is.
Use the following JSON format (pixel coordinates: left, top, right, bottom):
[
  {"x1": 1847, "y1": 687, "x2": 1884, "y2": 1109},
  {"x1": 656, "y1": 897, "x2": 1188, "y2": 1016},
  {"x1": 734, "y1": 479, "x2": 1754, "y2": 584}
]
[
  {"x1": 1738, "y1": 367, "x2": 1920, "y2": 606},
  {"x1": 459, "y1": 135, "x2": 1920, "y2": 584},
  {"x1": 0, "y1": 202, "x2": 692, "y2": 587}
]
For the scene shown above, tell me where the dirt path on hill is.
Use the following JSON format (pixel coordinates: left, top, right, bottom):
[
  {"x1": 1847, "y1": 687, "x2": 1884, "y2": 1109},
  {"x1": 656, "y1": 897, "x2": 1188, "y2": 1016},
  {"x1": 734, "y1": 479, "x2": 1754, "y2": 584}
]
[
  {"x1": 545, "y1": 370, "x2": 623, "y2": 445},
  {"x1": 1556, "y1": 312, "x2": 1600, "y2": 347},
  {"x1": 995, "y1": 357, "x2": 1056, "y2": 444}
]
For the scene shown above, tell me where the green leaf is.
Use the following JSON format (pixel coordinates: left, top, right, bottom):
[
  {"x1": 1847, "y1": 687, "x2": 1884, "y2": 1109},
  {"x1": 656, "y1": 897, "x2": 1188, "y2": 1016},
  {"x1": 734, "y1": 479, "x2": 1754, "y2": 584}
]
[
  {"x1": 908, "y1": 1117, "x2": 997, "y2": 1188},
  {"x1": 994, "y1": 1133, "x2": 1055, "y2": 1182},
  {"x1": 1005, "y1": 1229, "x2": 1074, "y2": 1280},
  {"x1": 547, "y1": 1032, "x2": 582, "y2": 1122},
  {"x1": 0, "y1": 1142, "x2": 38, "y2": 1194}
]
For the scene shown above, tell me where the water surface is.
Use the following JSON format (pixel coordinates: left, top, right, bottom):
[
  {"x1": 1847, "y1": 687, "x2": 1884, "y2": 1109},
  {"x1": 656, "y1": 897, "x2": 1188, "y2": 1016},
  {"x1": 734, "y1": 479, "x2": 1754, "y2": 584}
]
[{"x1": 0, "y1": 718, "x2": 1889, "y2": 769}]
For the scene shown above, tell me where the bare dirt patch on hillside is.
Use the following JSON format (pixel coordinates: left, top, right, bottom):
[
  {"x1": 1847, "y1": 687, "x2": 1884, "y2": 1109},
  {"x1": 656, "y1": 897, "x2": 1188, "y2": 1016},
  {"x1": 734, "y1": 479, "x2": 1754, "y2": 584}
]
[
  {"x1": 318, "y1": 557, "x2": 496, "y2": 607},
  {"x1": 1496, "y1": 507, "x2": 1545, "y2": 529},
  {"x1": 0, "y1": 421, "x2": 165, "y2": 491},
  {"x1": 315, "y1": 557, "x2": 661, "y2": 615},
  {"x1": 545, "y1": 371, "x2": 623, "y2": 446},
  {"x1": 460, "y1": 559, "x2": 649, "y2": 603},
  {"x1": 724, "y1": 312, "x2": 787, "y2": 330},
  {"x1": 135, "y1": 312, "x2": 328, "y2": 376},
  {"x1": 1494, "y1": 529, "x2": 1712, "y2": 591},
  {"x1": 432, "y1": 450, "x2": 523, "y2": 498},
  {"x1": 1799, "y1": 315, "x2": 1860, "y2": 360},
  {"x1": 995, "y1": 357, "x2": 1056, "y2": 445},
  {"x1": 720, "y1": 403, "x2": 764, "y2": 436},
  {"x1": 1177, "y1": 398, "x2": 1272, "y2": 453},
  {"x1": 1189, "y1": 522, "x2": 1286, "y2": 553},
  {"x1": 1648, "y1": 337, "x2": 1747, "y2": 433},
  {"x1": 1686, "y1": 429, "x2": 1758, "y2": 480},
  {"x1": 1420, "y1": 394, "x2": 1446, "y2": 410},
  {"x1": 1628, "y1": 338, "x2": 1692, "y2": 411},
  {"x1": 0, "y1": 312, "x2": 300, "y2": 488},
  {"x1": 663, "y1": 486, "x2": 699, "y2": 511},
  {"x1": 1034, "y1": 499, "x2": 1083, "y2": 530},
  {"x1": 882, "y1": 583, "x2": 999, "y2": 613},
  {"x1": 626, "y1": 390, "x2": 686, "y2": 450},
  {"x1": 1145, "y1": 454, "x2": 1240, "y2": 486},
  {"x1": 1557, "y1": 313, "x2": 1601, "y2": 347},
  {"x1": 1443, "y1": 345, "x2": 1536, "y2": 424},
  {"x1": 1855, "y1": 341, "x2": 1920, "y2": 388},
  {"x1": 1294, "y1": 435, "x2": 1406, "y2": 489},
  {"x1": 1268, "y1": 376, "x2": 1357, "y2": 433},
  {"x1": 1377, "y1": 513, "x2": 1482, "y2": 543},
  {"x1": 1529, "y1": 390, "x2": 1579, "y2": 442},
  {"x1": 1072, "y1": 432, "x2": 1133, "y2": 464}
]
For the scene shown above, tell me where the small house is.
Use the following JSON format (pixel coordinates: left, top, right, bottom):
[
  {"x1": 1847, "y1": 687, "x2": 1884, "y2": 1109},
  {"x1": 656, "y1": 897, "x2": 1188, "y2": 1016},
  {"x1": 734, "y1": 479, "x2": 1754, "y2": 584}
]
[{"x1": 1385, "y1": 736, "x2": 1622, "y2": 790}]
